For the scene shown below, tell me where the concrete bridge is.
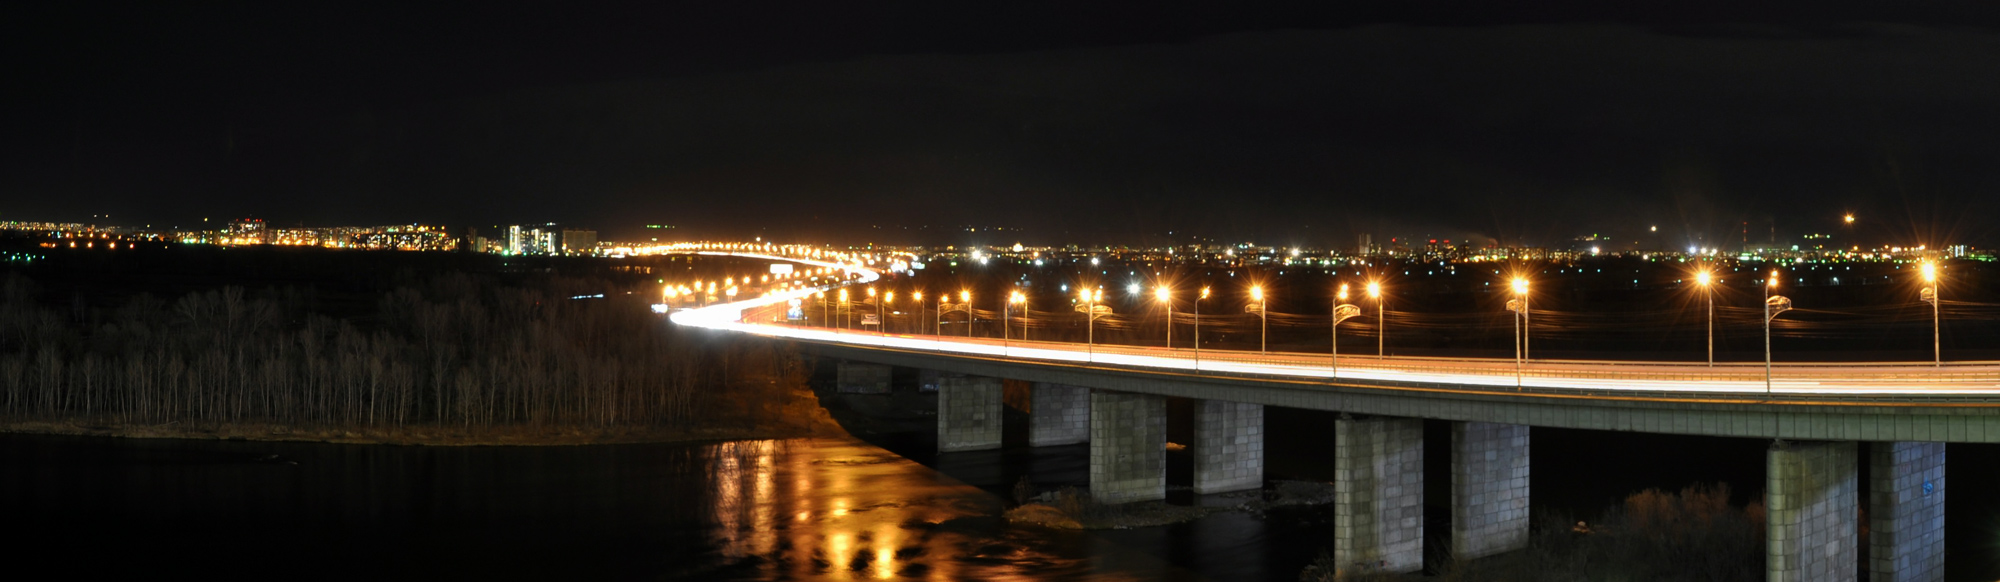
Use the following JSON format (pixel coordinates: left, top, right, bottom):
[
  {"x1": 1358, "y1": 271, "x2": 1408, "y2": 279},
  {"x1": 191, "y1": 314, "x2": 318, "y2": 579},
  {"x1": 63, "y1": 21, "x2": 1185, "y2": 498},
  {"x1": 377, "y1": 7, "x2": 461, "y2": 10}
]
[{"x1": 666, "y1": 251, "x2": 1980, "y2": 581}]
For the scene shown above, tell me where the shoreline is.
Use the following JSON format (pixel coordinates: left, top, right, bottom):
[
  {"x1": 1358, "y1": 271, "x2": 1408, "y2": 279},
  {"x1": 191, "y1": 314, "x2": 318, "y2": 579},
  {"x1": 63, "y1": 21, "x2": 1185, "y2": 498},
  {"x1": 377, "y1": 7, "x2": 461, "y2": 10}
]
[{"x1": 0, "y1": 419, "x2": 845, "y2": 447}]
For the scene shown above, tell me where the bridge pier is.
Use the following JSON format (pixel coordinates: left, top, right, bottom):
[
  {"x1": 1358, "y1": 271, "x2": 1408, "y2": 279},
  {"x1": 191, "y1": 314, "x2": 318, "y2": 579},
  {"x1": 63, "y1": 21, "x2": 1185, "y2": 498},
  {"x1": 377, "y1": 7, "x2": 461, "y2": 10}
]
[
  {"x1": 1029, "y1": 383, "x2": 1090, "y2": 446},
  {"x1": 936, "y1": 375, "x2": 1003, "y2": 452},
  {"x1": 1767, "y1": 440, "x2": 1859, "y2": 582},
  {"x1": 1870, "y1": 442, "x2": 1946, "y2": 582},
  {"x1": 835, "y1": 362, "x2": 891, "y2": 394},
  {"x1": 1334, "y1": 416, "x2": 1425, "y2": 575},
  {"x1": 1090, "y1": 391, "x2": 1166, "y2": 503},
  {"x1": 1451, "y1": 422, "x2": 1530, "y2": 561},
  {"x1": 1192, "y1": 400, "x2": 1263, "y2": 494}
]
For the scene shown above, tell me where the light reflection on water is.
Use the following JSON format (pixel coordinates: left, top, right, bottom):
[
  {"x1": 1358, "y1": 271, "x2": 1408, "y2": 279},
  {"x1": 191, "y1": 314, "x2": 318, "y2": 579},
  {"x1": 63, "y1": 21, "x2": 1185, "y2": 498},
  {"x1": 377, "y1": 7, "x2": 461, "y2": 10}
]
[
  {"x1": 691, "y1": 438, "x2": 1168, "y2": 580},
  {"x1": 0, "y1": 433, "x2": 1187, "y2": 580}
]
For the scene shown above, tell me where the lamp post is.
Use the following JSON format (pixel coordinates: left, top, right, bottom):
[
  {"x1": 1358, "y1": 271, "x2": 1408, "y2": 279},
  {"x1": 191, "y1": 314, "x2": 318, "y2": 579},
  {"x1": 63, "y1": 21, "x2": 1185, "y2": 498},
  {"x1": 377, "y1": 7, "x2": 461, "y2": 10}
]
[
  {"x1": 865, "y1": 287, "x2": 876, "y2": 331},
  {"x1": 884, "y1": 291, "x2": 896, "y2": 334},
  {"x1": 838, "y1": 288, "x2": 849, "y2": 330},
  {"x1": 1368, "y1": 281, "x2": 1384, "y2": 357},
  {"x1": 1508, "y1": 278, "x2": 1528, "y2": 388},
  {"x1": 1332, "y1": 284, "x2": 1360, "y2": 373},
  {"x1": 1195, "y1": 286, "x2": 1210, "y2": 369},
  {"x1": 960, "y1": 290, "x2": 972, "y2": 338},
  {"x1": 1765, "y1": 271, "x2": 1793, "y2": 394},
  {"x1": 937, "y1": 296, "x2": 946, "y2": 336},
  {"x1": 1012, "y1": 291, "x2": 1028, "y2": 342},
  {"x1": 912, "y1": 291, "x2": 924, "y2": 335},
  {"x1": 1077, "y1": 288, "x2": 1107, "y2": 361},
  {"x1": 1154, "y1": 286, "x2": 1173, "y2": 349},
  {"x1": 1922, "y1": 261, "x2": 1940, "y2": 366},
  {"x1": 1249, "y1": 285, "x2": 1267, "y2": 353},
  {"x1": 1005, "y1": 291, "x2": 1026, "y2": 350},
  {"x1": 1697, "y1": 270, "x2": 1713, "y2": 366}
]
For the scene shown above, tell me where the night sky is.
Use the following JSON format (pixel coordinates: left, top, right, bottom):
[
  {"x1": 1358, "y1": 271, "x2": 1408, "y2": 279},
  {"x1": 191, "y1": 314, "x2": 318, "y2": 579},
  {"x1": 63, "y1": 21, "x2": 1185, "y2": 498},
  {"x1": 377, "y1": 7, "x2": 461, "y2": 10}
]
[{"x1": 6, "y1": 1, "x2": 1999, "y2": 247}]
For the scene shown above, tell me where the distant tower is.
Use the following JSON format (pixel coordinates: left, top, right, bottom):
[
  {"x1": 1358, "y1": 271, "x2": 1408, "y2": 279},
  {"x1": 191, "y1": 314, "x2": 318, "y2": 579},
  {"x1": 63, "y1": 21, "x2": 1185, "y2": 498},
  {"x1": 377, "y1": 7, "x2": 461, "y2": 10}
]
[{"x1": 1358, "y1": 233, "x2": 1372, "y2": 256}]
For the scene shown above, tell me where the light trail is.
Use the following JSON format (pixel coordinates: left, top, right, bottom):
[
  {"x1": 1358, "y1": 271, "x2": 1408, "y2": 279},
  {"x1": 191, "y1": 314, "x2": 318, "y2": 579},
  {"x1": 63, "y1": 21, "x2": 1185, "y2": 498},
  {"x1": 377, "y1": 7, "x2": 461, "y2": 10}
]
[{"x1": 666, "y1": 251, "x2": 2000, "y2": 398}]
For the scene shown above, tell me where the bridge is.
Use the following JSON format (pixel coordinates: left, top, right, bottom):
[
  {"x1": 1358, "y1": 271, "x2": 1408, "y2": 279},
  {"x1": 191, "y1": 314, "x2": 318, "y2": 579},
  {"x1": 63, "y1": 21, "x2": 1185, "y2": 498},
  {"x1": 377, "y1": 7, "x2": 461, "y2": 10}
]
[{"x1": 666, "y1": 250, "x2": 1981, "y2": 581}]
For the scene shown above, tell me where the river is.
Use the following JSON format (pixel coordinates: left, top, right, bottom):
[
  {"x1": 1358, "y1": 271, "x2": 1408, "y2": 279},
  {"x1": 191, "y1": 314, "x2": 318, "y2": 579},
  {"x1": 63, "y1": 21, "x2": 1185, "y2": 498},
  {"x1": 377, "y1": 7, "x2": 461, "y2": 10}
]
[{"x1": 5, "y1": 409, "x2": 1998, "y2": 580}]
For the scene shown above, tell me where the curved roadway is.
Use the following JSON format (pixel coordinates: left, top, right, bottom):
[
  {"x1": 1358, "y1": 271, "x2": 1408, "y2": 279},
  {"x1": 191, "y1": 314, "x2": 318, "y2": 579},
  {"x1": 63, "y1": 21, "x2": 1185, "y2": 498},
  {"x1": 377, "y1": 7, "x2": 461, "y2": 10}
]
[{"x1": 664, "y1": 251, "x2": 2000, "y2": 405}]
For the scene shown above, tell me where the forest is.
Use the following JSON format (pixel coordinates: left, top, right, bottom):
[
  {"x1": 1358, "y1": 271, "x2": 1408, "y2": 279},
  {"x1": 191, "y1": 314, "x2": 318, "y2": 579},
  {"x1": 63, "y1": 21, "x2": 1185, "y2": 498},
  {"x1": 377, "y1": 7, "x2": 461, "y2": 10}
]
[{"x1": 0, "y1": 261, "x2": 825, "y2": 443}]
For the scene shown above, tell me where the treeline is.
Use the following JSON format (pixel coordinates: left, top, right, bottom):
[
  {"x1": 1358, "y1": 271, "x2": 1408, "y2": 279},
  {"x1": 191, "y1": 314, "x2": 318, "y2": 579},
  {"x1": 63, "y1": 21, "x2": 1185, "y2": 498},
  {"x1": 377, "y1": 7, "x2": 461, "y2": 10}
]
[{"x1": 0, "y1": 272, "x2": 787, "y2": 433}]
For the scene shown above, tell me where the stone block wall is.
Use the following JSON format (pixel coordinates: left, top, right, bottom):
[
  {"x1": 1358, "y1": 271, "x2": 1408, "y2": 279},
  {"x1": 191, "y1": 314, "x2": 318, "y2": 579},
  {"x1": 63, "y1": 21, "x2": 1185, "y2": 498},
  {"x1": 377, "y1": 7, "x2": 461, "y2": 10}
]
[
  {"x1": 1451, "y1": 422, "x2": 1529, "y2": 560},
  {"x1": 936, "y1": 375, "x2": 1002, "y2": 452},
  {"x1": 1767, "y1": 440, "x2": 1858, "y2": 582},
  {"x1": 1870, "y1": 441, "x2": 1945, "y2": 582},
  {"x1": 1030, "y1": 383, "x2": 1090, "y2": 446},
  {"x1": 1192, "y1": 400, "x2": 1263, "y2": 494},
  {"x1": 1089, "y1": 391, "x2": 1166, "y2": 503},
  {"x1": 1334, "y1": 416, "x2": 1425, "y2": 574}
]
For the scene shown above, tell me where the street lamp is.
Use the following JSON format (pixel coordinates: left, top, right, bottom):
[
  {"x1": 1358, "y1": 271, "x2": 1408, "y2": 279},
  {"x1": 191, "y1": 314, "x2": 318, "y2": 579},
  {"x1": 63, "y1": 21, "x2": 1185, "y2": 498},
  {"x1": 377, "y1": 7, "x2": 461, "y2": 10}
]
[
  {"x1": 1005, "y1": 291, "x2": 1026, "y2": 348},
  {"x1": 865, "y1": 287, "x2": 877, "y2": 331},
  {"x1": 1367, "y1": 281, "x2": 1384, "y2": 356},
  {"x1": 1195, "y1": 286, "x2": 1210, "y2": 368},
  {"x1": 1248, "y1": 285, "x2": 1267, "y2": 353},
  {"x1": 884, "y1": 291, "x2": 896, "y2": 334},
  {"x1": 1508, "y1": 278, "x2": 1529, "y2": 388},
  {"x1": 1765, "y1": 270, "x2": 1793, "y2": 394},
  {"x1": 1154, "y1": 286, "x2": 1173, "y2": 349},
  {"x1": 913, "y1": 291, "x2": 924, "y2": 335},
  {"x1": 1077, "y1": 288, "x2": 1107, "y2": 360},
  {"x1": 960, "y1": 290, "x2": 972, "y2": 337},
  {"x1": 838, "y1": 288, "x2": 850, "y2": 330},
  {"x1": 1922, "y1": 261, "x2": 1940, "y2": 366},
  {"x1": 1696, "y1": 270, "x2": 1714, "y2": 366},
  {"x1": 1332, "y1": 284, "x2": 1361, "y2": 372}
]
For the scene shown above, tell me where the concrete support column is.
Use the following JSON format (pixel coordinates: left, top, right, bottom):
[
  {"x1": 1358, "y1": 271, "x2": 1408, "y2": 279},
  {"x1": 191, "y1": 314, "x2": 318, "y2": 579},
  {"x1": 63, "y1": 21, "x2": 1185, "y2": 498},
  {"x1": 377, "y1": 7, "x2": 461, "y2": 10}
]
[
  {"x1": 1767, "y1": 440, "x2": 1858, "y2": 582},
  {"x1": 1089, "y1": 391, "x2": 1165, "y2": 503},
  {"x1": 1870, "y1": 442, "x2": 1945, "y2": 582},
  {"x1": 1029, "y1": 383, "x2": 1089, "y2": 446},
  {"x1": 936, "y1": 375, "x2": 1002, "y2": 452},
  {"x1": 1192, "y1": 400, "x2": 1263, "y2": 494},
  {"x1": 835, "y1": 362, "x2": 891, "y2": 394},
  {"x1": 1451, "y1": 422, "x2": 1529, "y2": 561},
  {"x1": 1333, "y1": 416, "x2": 1424, "y2": 575}
]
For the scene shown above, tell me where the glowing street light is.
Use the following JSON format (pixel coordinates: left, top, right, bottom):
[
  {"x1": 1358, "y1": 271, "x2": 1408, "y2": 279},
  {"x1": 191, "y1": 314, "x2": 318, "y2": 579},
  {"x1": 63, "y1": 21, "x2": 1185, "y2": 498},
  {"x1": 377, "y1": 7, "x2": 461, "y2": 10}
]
[
  {"x1": 1077, "y1": 288, "x2": 1108, "y2": 360},
  {"x1": 1194, "y1": 286, "x2": 1211, "y2": 368},
  {"x1": 1696, "y1": 270, "x2": 1714, "y2": 366},
  {"x1": 1005, "y1": 291, "x2": 1027, "y2": 348},
  {"x1": 960, "y1": 290, "x2": 972, "y2": 338},
  {"x1": 1247, "y1": 285, "x2": 1268, "y2": 353},
  {"x1": 1765, "y1": 271, "x2": 1793, "y2": 393},
  {"x1": 883, "y1": 291, "x2": 896, "y2": 334},
  {"x1": 1922, "y1": 261, "x2": 1940, "y2": 366},
  {"x1": 1154, "y1": 286, "x2": 1173, "y2": 348},
  {"x1": 1332, "y1": 284, "x2": 1361, "y2": 372},
  {"x1": 912, "y1": 291, "x2": 924, "y2": 335},
  {"x1": 1507, "y1": 278, "x2": 1529, "y2": 388},
  {"x1": 838, "y1": 288, "x2": 850, "y2": 330},
  {"x1": 1367, "y1": 281, "x2": 1384, "y2": 356}
]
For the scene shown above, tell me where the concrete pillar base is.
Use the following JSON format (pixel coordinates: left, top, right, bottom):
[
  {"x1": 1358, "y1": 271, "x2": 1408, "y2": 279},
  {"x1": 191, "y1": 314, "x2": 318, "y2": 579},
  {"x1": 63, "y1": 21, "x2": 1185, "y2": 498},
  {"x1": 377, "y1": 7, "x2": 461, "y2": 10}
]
[
  {"x1": 1089, "y1": 391, "x2": 1165, "y2": 503},
  {"x1": 1767, "y1": 440, "x2": 1858, "y2": 582},
  {"x1": 936, "y1": 375, "x2": 1002, "y2": 452},
  {"x1": 1029, "y1": 383, "x2": 1089, "y2": 446},
  {"x1": 1451, "y1": 422, "x2": 1529, "y2": 561},
  {"x1": 1870, "y1": 441, "x2": 1945, "y2": 582},
  {"x1": 1334, "y1": 416, "x2": 1424, "y2": 575},
  {"x1": 1192, "y1": 400, "x2": 1263, "y2": 494}
]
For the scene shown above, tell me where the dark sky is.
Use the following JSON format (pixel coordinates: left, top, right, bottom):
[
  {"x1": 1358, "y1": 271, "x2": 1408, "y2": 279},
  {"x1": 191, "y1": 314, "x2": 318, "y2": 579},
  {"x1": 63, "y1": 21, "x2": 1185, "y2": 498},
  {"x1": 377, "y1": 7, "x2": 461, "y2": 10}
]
[{"x1": 6, "y1": 1, "x2": 1999, "y2": 248}]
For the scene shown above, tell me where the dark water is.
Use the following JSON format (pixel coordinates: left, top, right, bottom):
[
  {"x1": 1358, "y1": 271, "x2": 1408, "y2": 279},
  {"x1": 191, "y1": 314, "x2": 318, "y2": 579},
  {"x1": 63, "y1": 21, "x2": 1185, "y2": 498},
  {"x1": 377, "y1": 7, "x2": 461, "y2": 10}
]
[{"x1": 6, "y1": 416, "x2": 1998, "y2": 580}]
